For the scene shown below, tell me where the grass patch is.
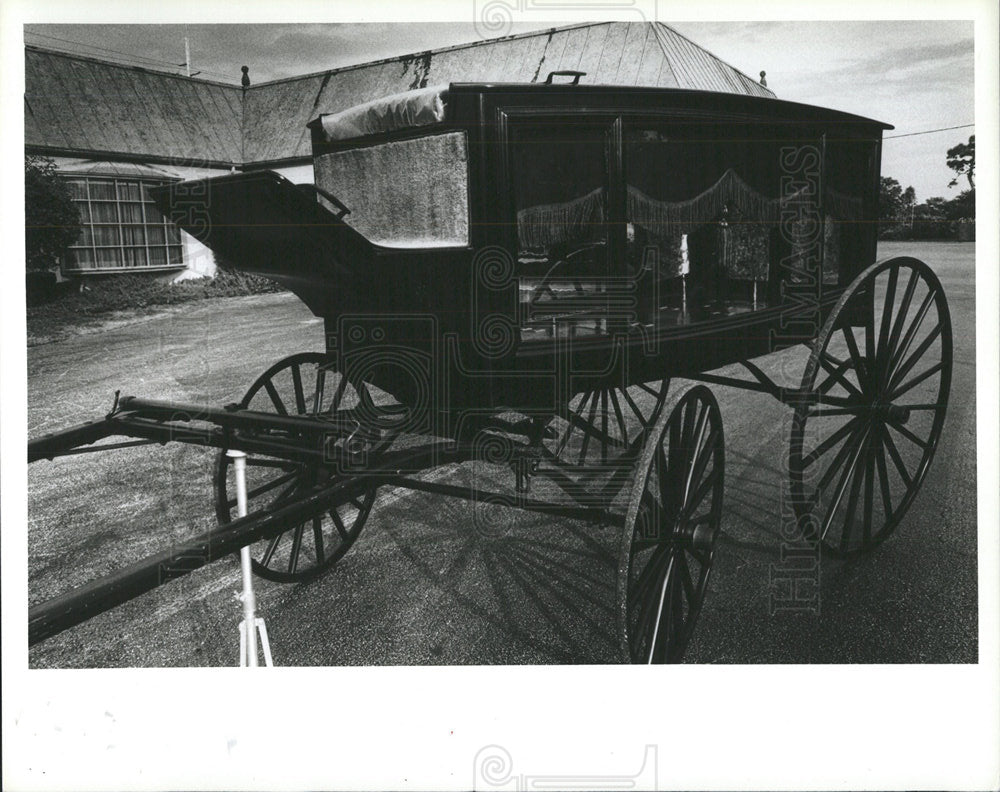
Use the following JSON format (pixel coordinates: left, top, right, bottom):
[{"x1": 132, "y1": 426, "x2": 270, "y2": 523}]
[{"x1": 27, "y1": 269, "x2": 286, "y2": 344}]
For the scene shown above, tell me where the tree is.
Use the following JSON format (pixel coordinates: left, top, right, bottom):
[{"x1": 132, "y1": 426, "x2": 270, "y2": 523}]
[
  {"x1": 25, "y1": 155, "x2": 80, "y2": 271},
  {"x1": 878, "y1": 176, "x2": 904, "y2": 231},
  {"x1": 946, "y1": 134, "x2": 975, "y2": 190}
]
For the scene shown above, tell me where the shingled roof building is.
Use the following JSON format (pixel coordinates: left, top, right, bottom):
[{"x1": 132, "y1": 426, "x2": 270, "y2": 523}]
[{"x1": 25, "y1": 22, "x2": 773, "y2": 279}]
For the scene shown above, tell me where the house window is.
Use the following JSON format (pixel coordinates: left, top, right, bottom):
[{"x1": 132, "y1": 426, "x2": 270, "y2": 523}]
[{"x1": 63, "y1": 177, "x2": 184, "y2": 272}]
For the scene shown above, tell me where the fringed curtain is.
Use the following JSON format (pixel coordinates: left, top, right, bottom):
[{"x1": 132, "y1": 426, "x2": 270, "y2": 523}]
[
  {"x1": 514, "y1": 169, "x2": 862, "y2": 285},
  {"x1": 516, "y1": 187, "x2": 605, "y2": 251}
]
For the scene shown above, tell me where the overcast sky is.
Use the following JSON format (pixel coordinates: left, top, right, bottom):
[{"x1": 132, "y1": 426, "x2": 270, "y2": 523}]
[{"x1": 24, "y1": 20, "x2": 974, "y2": 200}]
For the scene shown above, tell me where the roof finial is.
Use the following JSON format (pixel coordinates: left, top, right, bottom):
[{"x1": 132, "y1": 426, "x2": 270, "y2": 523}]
[
  {"x1": 759, "y1": 70, "x2": 767, "y2": 87},
  {"x1": 241, "y1": 65, "x2": 250, "y2": 88}
]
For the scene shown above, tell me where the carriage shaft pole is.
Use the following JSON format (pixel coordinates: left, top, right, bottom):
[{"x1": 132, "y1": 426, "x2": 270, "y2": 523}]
[{"x1": 27, "y1": 475, "x2": 369, "y2": 646}]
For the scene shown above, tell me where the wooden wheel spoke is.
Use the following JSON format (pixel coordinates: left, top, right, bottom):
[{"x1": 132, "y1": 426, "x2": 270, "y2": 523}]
[
  {"x1": 645, "y1": 554, "x2": 676, "y2": 663},
  {"x1": 577, "y1": 389, "x2": 600, "y2": 464},
  {"x1": 874, "y1": 426, "x2": 894, "y2": 523},
  {"x1": 326, "y1": 373, "x2": 348, "y2": 414},
  {"x1": 680, "y1": 467, "x2": 720, "y2": 521},
  {"x1": 802, "y1": 415, "x2": 862, "y2": 468},
  {"x1": 882, "y1": 268, "x2": 919, "y2": 377},
  {"x1": 842, "y1": 323, "x2": 870, "y2": 394},
  {"x1": 620, "y1": 386, "x2": 649, "y2": 426},
  {"x1": 633, "y1": 559, "x2": 666, "y2": 651},
  {"x1": 259, "y1": 531, "x2": 283, "y2": 568},
  {"x1": 889, "y1": 360, "x2": 945, "y2": 402},
  {"x1": 887, "y1": 319, "x2": 944, "y2": 395},
  {"x1": 886, "y1": 418, "x2": 930, "y2": 451},
  {"x1": 862, "y1": 442, "x2": 875, "y2": 546},
  {"x1": 885, "y1": 288, "x2": 937, "y2": 384},
  {"x1": 608, "y1": 387, "x2": 629, "y2": 447},
  {"x1": 894, "y1": 402, "x2": 944, "y2": 411},
  {"x1": 553, "y1": 392, "x2": 588, "y2": 459},
  {"x1": 356, "y1": 382, "x2": 377, "y2": 413},
  {"x1": 805, "y1": 423, "x2": 864, "y2": 515},
  {"x1": 631, "y1": 542, "x2": 672, "y2": 609},
  {"x1": 882, "y1": 428, "x2": 913, "y2": 489},
  {"x1": 313, "y1": 367, "x2": 327, "y2": 414},
  {"x1": 291, "y1": 363, "x2": 307, "y2": 415},
  {"x1": 875, "y1": 264, "x2": 899, "y2": 375},
  {"x1": 685, "y1": 425, "x2": 719, "y2": 507},
  {"x1": 601, "y1": 391, "x2": 609, "y2": 465},
  {"x1": 312, "y1": 516, "x2": 326, "y2": 563},
  {"x1": 670, "y1": 568, "x2": 685, "y2": 640},
  {"x1": 819, "y1": 427, "x2": 868, "y2": 542},
  {"x1": 637, "y1": 382, "x2": 662, "y2": 399},
  {"x1": 287, "y1": 524, "x2": 305, "y2": 572},
  {"x1": 331, "y1": 507, "x2": 350, "y2": 540},
  {"x1": 864, "y1": 283, "x2": 876, "y2": 387},
  {"x1": 563, "y1": 400, "x2": 626, "y2": 452},
  {"x1": 838, "y1": 442, "x2": 866, "y2": 552},
  {"x1": 242, "y1": 470, "x2": 300, "y2": 504},
  {"x1": 681, "y1": 405, "x2": 710, "y2": 505},
  {"x1": 817, "y1": 353, "x2": 863, "y2": 399},
  {"x1": 677, "y1": 550, "x2": 696, "y2": 603},
  {"x1": 263, "y1": 380, "x2": 288, "y2": 415}
]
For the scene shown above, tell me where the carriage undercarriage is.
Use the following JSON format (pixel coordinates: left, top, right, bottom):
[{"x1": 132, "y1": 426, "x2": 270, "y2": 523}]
[{"x1": 28, "y1": 256, "x2": 952, "y2": 663}]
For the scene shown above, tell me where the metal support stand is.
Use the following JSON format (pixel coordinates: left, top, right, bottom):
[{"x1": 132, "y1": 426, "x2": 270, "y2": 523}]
[{"x1": 229, "y1": 450, "x2": 273, "y2": 667}]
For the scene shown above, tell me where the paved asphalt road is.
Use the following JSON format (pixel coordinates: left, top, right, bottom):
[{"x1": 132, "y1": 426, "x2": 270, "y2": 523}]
[{"x1": 27, "y1": 241, "x2": 977, "y2": 667}]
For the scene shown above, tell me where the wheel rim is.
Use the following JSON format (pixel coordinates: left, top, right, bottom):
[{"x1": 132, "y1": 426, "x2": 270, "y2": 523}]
[
  {"x1": 215, "y1": 352, "x2": 399, "y2": 582},
  {"x1": 619, "y1": 385, "x2": 725, "y2": 663},
  {"x1": 790, "y1": 257, "x2": 952, "y2": 556}
]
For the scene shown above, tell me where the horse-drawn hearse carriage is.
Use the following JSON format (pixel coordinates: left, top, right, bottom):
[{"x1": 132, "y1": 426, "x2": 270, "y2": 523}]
[{"x1": 28, "y1": 74, "x2": 952, "y2": 663}]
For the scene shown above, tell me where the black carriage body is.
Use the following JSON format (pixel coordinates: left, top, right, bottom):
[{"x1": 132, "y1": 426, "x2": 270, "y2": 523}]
[{"x1": 154, "y1": 82, "x2": 889, "y2": 423}]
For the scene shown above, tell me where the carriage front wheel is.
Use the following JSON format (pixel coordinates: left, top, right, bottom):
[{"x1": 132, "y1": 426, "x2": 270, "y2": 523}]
[
  {"x1": 789, "y1": 257, "x2": 953, "y2": 556},
  {"x1": 618, "y1": 385, "x2": 725, "y2": 663},
  {"x1": 215, "y1": 351, "x2": 403, "y2": 582}
]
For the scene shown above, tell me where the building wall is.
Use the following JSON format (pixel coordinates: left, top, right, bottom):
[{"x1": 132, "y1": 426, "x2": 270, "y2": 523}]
[{"x1": 51, "y1": 157, "x2": 315, "y2": 281}]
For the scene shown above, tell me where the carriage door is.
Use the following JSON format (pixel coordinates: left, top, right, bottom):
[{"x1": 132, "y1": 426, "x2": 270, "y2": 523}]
[{"x1": 506, "y1": 116, "x2": 624, "y2": 344}]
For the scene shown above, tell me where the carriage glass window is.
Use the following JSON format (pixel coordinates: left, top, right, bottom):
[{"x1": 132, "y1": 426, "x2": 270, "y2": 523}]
[
  {"x1": 313, "y1": 131, "x2": 469, "y2": 248},
  {"x1": 821, "y1": 136, "x2": 875, "y2": 284},
  {"x1": 625, "y1": 123, "x2": 820, "y2": 323},
  {"x1": 510, "y1": 121, "x2": 611, "y2": 342}
]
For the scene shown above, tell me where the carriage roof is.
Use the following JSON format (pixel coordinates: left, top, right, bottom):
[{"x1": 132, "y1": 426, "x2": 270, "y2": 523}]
[{"x1": 308, "y1": 81, "x2": 892, "y2": 147}]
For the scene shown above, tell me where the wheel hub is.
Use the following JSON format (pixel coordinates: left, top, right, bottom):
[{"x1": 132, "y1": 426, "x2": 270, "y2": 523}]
[{"x1": 872, "y1": 401, "x2": 910, "y2": 424}]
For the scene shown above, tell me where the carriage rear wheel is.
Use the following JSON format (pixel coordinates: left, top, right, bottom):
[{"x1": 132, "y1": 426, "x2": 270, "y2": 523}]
[
  {"x1": 215, "y1": 351, "x2": 403, "y2": 582},
  {"x1": 789, "y1": 257, "x2": 952, "y2": 556},
  {"x1": 619, "y1": 385, "x2": 725, "y2": 663},
  {"x1": 542, "y1": 377, "x2": 671, "y2": 507}
]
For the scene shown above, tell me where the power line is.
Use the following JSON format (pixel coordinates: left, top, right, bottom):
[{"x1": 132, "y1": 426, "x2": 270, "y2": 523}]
[
  {"x1": 884, "y1": 124, "x2": 974, "y2": 140},
  {"x1": 24, "y1": 31, "x2": 237, "y2": 82}
]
